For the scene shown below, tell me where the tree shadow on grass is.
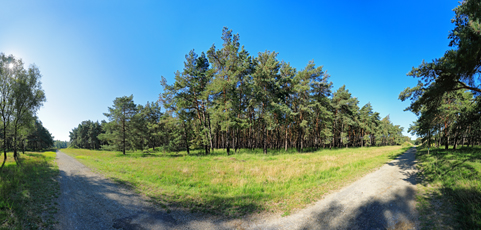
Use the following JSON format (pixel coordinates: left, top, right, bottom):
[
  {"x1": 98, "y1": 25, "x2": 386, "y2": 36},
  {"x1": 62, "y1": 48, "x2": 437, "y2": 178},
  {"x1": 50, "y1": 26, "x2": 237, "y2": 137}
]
[
  {"x1": 417, "y1": 147, "x2": 481, "y2": 183},
  {"x1": 145, "y1": 191, "x2": 265, "y2": 218},
  {"x1": 415, "y1": 147, "x2": 481, "y2": 229},
  {"x1": 444, "y1": 186, "x2": 481, "y2": 228}
]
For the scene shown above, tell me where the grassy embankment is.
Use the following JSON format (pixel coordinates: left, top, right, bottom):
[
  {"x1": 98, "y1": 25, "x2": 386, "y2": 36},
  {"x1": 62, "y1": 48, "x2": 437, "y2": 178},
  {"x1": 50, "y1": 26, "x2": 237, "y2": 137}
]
[
  {"x1": 0, "y1": 151, "x2": 60, "y2": 229},
  {"x1": 416, "y1": 146, "x2": 481, "y2": 229},
  {"x1": 62, "y1": 145, "x2": 409, "y2": 218}
]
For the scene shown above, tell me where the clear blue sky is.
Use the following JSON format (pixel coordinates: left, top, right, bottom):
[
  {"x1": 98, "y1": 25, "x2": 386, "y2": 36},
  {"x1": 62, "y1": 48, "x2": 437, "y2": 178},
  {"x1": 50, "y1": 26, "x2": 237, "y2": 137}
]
[{"x1": 0, "y1": 0, "x2": 457, "y2": 141}]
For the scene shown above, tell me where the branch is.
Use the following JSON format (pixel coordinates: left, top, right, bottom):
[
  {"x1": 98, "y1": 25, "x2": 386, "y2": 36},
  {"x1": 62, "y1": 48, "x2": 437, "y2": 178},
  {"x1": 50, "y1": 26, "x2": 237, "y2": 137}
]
[{"x1": 451, "y1": 81, "x2": 481, "y2": 93}]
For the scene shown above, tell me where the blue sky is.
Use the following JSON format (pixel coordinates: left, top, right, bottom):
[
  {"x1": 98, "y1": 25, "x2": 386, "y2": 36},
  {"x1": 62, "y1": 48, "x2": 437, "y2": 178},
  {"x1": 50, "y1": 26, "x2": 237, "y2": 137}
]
[{"x1": 0, "y1": 0, "x2": 457, "y2": 141}]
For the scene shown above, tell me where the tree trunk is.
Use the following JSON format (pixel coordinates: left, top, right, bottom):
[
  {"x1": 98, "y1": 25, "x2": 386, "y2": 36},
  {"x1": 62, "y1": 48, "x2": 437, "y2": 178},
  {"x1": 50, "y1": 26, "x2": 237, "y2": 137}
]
[
  {"x1": 122, "y1": 118, "x2": 126, "y2": 155},
  {"x1": 0, "y1": 122, "x2": 7, "y2": 169},
  {"x1": 263, "y1": 124, "x2": 267, "y2": 154},
  {"x1": 361, "y1": 129, "x2": 364, "y2": 147},
  {"x1": 445, "y1": 135, "x2": 449, "y2": 150},
  {"x1": 453, "y1": 129, "x2": 458, "y2": 150},
  {"x1": 233, "y1": 128, "x2": 237, "y2": 153},
  {"x1": 13, "y1": 126, "x2": 17, "y2": 162},
  {"x1": 226, "y1": 129, "x2": 230, "y2": 155},
  {"x1": 428, "y1": 130, "x2": 431, "y2": 155},
  {"x1": 184, "y1": 122, "x2": 190, "y2": 155}
]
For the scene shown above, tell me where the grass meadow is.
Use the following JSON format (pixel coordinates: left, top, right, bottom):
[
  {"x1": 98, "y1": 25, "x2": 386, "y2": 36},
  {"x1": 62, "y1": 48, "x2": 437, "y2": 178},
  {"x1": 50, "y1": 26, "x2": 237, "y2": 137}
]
[
  {"x1": 415, "y1": 146, "x2": 481, "y2": 229},
  {"x1": 62, "y1": 146, "x2": 409, "y2": 217},
  {"x1": 0, "y1": 151, "x2": 59, "y2": 229}
]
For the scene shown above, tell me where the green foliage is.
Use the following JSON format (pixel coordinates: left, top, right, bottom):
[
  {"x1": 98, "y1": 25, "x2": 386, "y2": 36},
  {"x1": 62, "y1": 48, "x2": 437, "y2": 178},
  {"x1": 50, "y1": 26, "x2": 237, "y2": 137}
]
[
  {"x1": 402, "y1": 0, "x2": 481, "y2": 98},
  {"x1": 400, "y1": 1, "x2": 481, "y2": 151},
  {"x1": 100, "y1": 95, "x2": 137, "y2": 155},
  {"x1": 0, "y1": 53, "x2": 48, "y2": 168},
  {"x1": 69, "y1": 120, "x2": 104, "y2": 149},
  {"x1": 54, "y1": 140, "x2": 68, "y2": 149},
  {"x1": 70, "y1": 101, "x2": 171, "y2": 153},
  {"x1": 413, "y1": 137, "x2": 422, "y2": 145},
  {"x1": 25, "y1": 120, "x2": 54, "y2": 151},
  {"x1": 139, "y1": 101, "x2": 163, "y2": 149}
]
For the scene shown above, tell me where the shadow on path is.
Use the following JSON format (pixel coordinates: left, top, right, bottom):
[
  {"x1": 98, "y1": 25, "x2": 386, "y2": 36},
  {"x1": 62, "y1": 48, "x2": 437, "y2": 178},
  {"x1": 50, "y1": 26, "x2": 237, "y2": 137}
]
[{"x1": 299, "y1": 186, "x2": 417, "y2": 230}]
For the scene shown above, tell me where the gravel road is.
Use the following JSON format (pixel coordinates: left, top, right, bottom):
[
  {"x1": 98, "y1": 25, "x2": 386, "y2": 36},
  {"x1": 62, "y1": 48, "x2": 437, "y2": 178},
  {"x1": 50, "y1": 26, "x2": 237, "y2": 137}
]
[{"x1": 55, "y1": 147, "x2": 419, "y2": 230}]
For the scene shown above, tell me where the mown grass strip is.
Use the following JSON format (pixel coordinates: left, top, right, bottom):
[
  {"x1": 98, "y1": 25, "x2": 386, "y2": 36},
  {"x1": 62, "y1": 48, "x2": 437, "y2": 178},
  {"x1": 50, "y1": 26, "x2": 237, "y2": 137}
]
[
  {"x1": 416, "y1": 146, "x2": 481, "y2": 229},
  {"x1": 62, "y1": 146, "x2": 409, "y2": 218},
  {"x1": 0, "y1": 151, "x2": 60, "y2": 229}
]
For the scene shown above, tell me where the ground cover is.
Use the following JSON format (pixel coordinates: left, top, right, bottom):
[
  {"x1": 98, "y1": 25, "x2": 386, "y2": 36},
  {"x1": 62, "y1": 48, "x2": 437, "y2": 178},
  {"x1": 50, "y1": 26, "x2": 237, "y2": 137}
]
[
  {"x1": 61, "y1": 146, "x2": 409, "y2": 218},
  {"x1": 415, "y1": 146, "x2": 481, "y2": 229},
  {"x1": 0, "y1": 151, "x2": 60, "y2": 229}
]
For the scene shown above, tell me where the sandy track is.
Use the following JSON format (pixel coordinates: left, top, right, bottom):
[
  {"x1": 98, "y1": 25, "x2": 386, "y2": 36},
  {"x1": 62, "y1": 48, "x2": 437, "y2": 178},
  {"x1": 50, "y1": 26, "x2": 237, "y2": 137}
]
[{"x1": 55, "y1": 148, "x2": 418, "y2": 229}]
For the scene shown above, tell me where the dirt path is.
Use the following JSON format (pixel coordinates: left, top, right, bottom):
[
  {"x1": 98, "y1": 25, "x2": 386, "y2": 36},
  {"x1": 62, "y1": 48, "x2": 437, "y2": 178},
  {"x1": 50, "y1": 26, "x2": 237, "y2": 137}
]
[{"x1": 55, "y1": 148, "x2": 418, "y2": 229}]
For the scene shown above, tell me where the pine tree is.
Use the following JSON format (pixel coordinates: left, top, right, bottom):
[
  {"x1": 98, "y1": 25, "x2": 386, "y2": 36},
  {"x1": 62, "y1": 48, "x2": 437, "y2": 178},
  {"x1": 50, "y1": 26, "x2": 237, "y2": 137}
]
[
  {"x1": 252, "y1": 51, "x2": 280, "y2": 154},
  {"x1": 101, "y1": 95, "x2": 137, "y2": 155},
  {"x1": 207, "y1": 27, "x2": 250, "y2": 155}
]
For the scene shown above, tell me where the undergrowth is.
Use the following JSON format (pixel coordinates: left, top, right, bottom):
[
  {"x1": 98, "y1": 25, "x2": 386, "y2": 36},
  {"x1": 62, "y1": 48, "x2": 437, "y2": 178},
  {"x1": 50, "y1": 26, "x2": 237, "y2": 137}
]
[
  {"x1": 416, "y1": 146, "x2": 481, "y2": 229},
  {"x1": 62, "y1": 146, "x2": 409, "y2": 218},
  {"x1": 0, "y1": 151, "x2": 60, "y2": 229}
]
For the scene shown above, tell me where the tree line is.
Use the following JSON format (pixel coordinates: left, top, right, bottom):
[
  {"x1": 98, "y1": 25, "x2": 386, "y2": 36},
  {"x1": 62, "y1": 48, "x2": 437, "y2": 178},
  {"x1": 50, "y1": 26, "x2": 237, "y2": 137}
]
[
  {"x1": 54, "y1": 140, "x2": 69, "y2": 149},
  {"x1": 0, "y1": 53, "x2": 51, "y2": 168},
  {"x1": 69, "y1": 100, "x2": 168, "y2": 154},
  {"x1": 400, "y1": 0, "x2": 481, "y2": 150},
  {"x1": 70, "y1": 28, "x2": 409, "y2": 154}
]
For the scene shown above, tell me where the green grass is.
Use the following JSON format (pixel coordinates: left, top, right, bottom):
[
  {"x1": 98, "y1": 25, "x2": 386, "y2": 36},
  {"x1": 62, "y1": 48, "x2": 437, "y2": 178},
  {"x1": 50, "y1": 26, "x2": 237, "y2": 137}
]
[
  {"x1": 416, "y1": 146, "x2": 481, "y2": 229},
  {"x1": 62, "y1": 146, "x2": 409, "y2": 218},
  {"x1": 401, "y1": 141, "x2": 414, "y2": 148},
  {"x1": 0, "y1": 151, "x2": 60, "y2": 229}
]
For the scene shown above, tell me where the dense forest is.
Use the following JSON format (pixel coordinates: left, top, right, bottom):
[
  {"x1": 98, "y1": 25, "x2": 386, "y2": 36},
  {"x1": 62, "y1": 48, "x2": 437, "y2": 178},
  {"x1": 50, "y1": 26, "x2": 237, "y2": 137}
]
[
  {"x1": 0, "y1": 53, "x2": 53, "y2": 168},
  {"x1": 69, "y1": 28, "x2": 409, "y2": 154},
  {"x1": 400, "y1": 0, "x2": 481, "y2": 149}
]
